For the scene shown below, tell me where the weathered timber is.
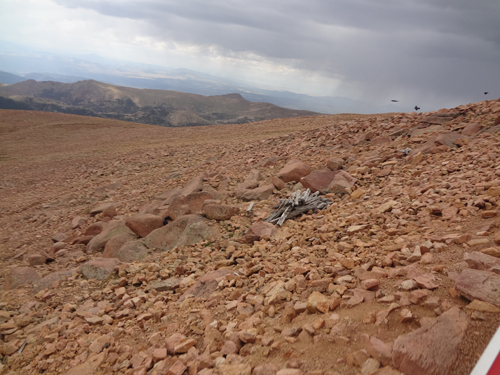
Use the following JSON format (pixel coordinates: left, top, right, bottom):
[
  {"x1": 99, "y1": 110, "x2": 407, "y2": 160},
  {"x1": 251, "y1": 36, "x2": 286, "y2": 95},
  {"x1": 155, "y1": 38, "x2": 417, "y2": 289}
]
[{"x1": 265, "y1": 189, "x2": 332, "y2": 226}]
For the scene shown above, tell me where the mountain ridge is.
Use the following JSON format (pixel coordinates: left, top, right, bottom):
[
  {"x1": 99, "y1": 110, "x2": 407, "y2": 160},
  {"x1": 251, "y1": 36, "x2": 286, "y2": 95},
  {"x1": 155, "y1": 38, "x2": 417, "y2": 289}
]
[{"x1": 0, "y1": 79, "x2": 320, "y2": 127}]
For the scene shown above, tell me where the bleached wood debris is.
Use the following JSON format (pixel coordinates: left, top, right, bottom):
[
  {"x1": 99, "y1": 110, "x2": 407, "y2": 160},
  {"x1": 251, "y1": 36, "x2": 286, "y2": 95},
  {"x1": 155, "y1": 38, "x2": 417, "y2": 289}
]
[{"x1": 265, "y1": 189, "x2": 333, "y2": 226}]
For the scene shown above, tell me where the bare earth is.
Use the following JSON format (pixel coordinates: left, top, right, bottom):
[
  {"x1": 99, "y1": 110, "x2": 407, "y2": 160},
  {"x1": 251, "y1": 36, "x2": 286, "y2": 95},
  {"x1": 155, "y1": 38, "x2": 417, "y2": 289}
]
[{"x1": 0, "y1": 103, "x2": 500, "y2": 375}]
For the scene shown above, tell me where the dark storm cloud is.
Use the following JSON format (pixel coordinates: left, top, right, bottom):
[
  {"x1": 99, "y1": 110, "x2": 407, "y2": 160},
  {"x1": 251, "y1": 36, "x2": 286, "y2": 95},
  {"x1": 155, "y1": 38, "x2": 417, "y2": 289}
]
[{"x1": 55, "y1": 0, "x2": 500, "y2": 107}]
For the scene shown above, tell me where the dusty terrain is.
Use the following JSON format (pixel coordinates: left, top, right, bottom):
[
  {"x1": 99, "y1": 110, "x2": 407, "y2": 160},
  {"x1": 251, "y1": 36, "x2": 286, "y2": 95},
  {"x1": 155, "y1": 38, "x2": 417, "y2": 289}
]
[{"x1": 0, "y1": 102, "x2": 500, "y2": 375}]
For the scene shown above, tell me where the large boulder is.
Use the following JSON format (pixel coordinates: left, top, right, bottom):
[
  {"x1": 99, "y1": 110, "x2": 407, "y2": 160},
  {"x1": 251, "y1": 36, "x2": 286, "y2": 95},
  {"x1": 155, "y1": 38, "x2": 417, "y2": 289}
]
[
  {"x1": 434, "y1": 132, "x2": 469, "y2": 148},
  {"x1": 102, "y1": 233, "x2": 136, "y2": 258},
  {"x1": 240, "y1": 184, "x2": 275, "y2": 201},
  {"x1": 325, "y1": 170, "x2": 357, "y2": 194},
  {"x1": 300, "y1": 170, "x2": 357, "y2": 194},
  {"x1": 125, "y1": 214, "x2": 164, "y2": 238},
  {"x1": 300, "y1": 170, "x2": 336, "y2": 193},
  {"x1": 277, "y1": 159, "x2": 312, "y2": 183},
  {"x1": 143, "y1": 215, "x2": 218, "y2": 251},
  {"x1": 81, "y1": 258, "x2": 121, "y2": 280},
  {"x1": 86, "y1": 220, "x2": 137, "y2": 253},
  {"x1": 461, "y1": 123, "x2": 482, "y2": 136},
  {"x1": 117, "y1": 240, "x2": 151, "y2": 263},
  {"x1": 464, "y1": 251, "x2": 500, "y2": 274},
  {"x1": 245, "y1": 222, "x2": 277, "y2": 243},
  {"x1": 455, "y1": 268, "x2": 500, "y2": 307},
  {"x1": 35, "y1": 269, "x2": 77, "y2": 293},
  {"x1": 203, "y1": 204, "x2": 239, "y2": 221},
  {"x1": 392, "y1": 307, "x2": 468, "y2": 375},
  {"x1": 167, "y1": 191, "x2": 217, "y2": 220},
  {"x1": 3, "y1": 267, "x2": 40, "y2": 291}
]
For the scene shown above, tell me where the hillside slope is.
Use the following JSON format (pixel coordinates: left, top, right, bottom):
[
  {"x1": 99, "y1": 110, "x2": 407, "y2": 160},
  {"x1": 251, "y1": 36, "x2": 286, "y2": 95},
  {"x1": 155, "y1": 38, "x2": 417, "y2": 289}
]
[
  {"x1": 0, "y1": 80, "x2": 320, "y2": 127},
  {"x1": 0, "y1": 100, "x2": 500, "y2": 375}
]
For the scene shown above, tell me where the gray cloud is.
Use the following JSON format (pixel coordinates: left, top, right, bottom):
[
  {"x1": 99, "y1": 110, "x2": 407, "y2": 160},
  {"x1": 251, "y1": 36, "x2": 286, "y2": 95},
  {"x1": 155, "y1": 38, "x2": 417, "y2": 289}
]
[{"x1": 28, "y1": 0, "x2": 500, "y2": 107}]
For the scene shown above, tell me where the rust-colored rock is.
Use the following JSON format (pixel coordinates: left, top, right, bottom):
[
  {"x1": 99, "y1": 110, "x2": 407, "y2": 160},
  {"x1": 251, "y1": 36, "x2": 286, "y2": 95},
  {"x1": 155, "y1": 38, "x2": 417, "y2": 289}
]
[
  {"x1": 125, "y1": 214, "x2": 164, "y2": 237},
  {"x1": 277, "y1": 159, "x2": 312, "y2": 183},
  {"x1": 3, "y1": 267, "x2": 40, "y2": 291},
  {"x1": 245, "y1": 221, "x2": 277, "y2": 243},
  {"x1": 203, "y1": 204, "x2": 239, "y2": 220},
  {"x1": 393, "y1": 307, "x2": 468, "y2": 375},
  {"x1": 143, "y1": 214, "x2": 218, "y2": 251}
]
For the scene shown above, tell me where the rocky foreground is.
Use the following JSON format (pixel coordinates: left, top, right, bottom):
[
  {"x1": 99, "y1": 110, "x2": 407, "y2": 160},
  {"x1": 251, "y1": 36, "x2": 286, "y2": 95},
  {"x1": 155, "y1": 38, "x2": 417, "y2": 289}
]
[{"x1": 1, "y1": 100, "x2": 500, "y2": 375}]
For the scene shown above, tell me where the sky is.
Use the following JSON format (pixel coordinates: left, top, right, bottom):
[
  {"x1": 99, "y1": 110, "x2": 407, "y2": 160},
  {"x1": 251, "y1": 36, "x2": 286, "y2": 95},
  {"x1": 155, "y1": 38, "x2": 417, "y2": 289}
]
[{"x1": 1, "y1": 0, "x2": 499, "y2": 109}]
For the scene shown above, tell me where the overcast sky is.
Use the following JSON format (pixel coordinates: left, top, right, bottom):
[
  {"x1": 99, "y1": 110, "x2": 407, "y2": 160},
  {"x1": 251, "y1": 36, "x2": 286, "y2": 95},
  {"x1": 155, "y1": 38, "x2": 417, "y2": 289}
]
[{"x1": 1, "y1": 0, "x2": 499, "y2": 109}]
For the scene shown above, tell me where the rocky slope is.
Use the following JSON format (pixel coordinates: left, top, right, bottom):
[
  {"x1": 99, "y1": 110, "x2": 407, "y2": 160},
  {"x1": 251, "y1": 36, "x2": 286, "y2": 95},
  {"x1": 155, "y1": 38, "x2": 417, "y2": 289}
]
[
  {"x1": 0, "y1": 80, "x2": 319, "y2": 127},
  {"x1": 0, "y1": 99, "x2": 500, "y2": 375}
]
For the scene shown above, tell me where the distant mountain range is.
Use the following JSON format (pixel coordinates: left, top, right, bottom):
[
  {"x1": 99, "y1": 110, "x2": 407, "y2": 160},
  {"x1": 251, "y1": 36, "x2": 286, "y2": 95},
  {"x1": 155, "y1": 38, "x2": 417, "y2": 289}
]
[
  {"x1": 0, "y1": 79, "x2": 319, "y2": 127},
  {"x1": 0, "y1": 41, "x2": 402, "y2": 114}
]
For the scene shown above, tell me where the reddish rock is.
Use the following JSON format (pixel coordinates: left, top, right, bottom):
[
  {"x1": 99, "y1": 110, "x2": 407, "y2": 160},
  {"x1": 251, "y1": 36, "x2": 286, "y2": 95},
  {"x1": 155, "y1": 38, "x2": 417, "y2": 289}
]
[
  {"x1": 245, "y1": 221, "x2": 277, "y2": 243},
  {"x1": 71, "y1": 216, "x2": 86, "y2": 229},
  {"x1": 325, "y1": 170, "x2": 357, "y2": 194},
  {"x1": 143, "y1": 214, "x2": 218, "y2": 251},
  {"x1": 102, "y1": 205, "x2": 117, "y2": 218},
  {"x1": 102, "y1": 233, "x2": 136, "y2": 258},
  {"x1": 461, "y1": 123, "x2": 482, "y2": 136},
  {"x1": 83, "y1": 222, "x2": 105, "y2": 236},
  {"x1": 167, "y1": 191, "x2": 217, "y2": 220},
  {"x1": 81, "y1": 258, "x2": 121, "y2": 280},
  {"x1": 455, "y1": 268, "x2": 500, "y2": 307},
  {"x1": 237, "y1": 169, "x2": 261, "y2": 191},
  {"x1": 125, "y1": 214, "x2": 164, "y2": 237},
  {"x1": 26, "y1": 253, "x2": 47, "y2": 266},
  {"x1": 179, "y1": 268, "x2": 233, "y2": 302},
  {"x1": 434, "y1": 132, "x2": 469, "y2": 148},
  {"x1": 3, "y1": 267, "x2": 40, "y2": 291},
  {"x1": 371, "y1": 136, "x2": 391, "y2": 145},
  {"x1": 307, "y1": 291, "x2": 330, "y2": 313},
  {"x1": 35, "y1": 269, "x2": 76, "y2": 292},
  {"x1": 203, "y1": 204, "x2": 239, "y2": 220},
  {"x1": 51, "y1": 232, "x2": 68, "y2": 243},
  {"x1": 241, "y1": 184, "x2": 275, "y2": 201},
  {"x1": 179, "y1": 175, "x2": 203, "y2": 196},
  {"x1": 87, "y1": 220, "x2": 136, "y2": 253},
  {"x1": 271, "y1": 176, "x2": 286, "y2": 190},
  {"x1": 277, "y1": 159, "x2": 312, "y2": 183},
  {"x1": 393, "y1": 307, "x2": 468, "y2": 375},
  {"x1": 327, "y1": 158, "x2": 344, "y2": 171},
  {"x1": 90, "y1": 202, "x2": 117, "y2": 216},
  {"x1": 361, "y1": 334, "x2": 393, "y2": 366},
  {"x1": 253, "y1": 363, "x2": 278, "y2": 375},
  {"x1": 300, "y1": 170, "x2": 336, "y2": 193},
  {"x1": 300, "y1": 169, "x2": 357, "y2": 194},
  {"x1": 117, "y1": 240, "x2": 151, "y2": 262},
  {"x1": 361, "y1": 279, "x2": 380, "y2": 290},
  {"x1": 165, "y1": 333, "x2": 186, "y2": 354},
  {"x1": 464, "y1": 252, "x2": 500, "y2": 274}
]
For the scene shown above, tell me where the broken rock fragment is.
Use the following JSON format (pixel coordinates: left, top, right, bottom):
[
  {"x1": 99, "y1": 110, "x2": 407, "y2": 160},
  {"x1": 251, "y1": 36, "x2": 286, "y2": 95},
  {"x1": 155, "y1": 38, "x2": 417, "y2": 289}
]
[
  {"x1": 277, "y1": 159, "x2": 312, "y2": 183},
  {"x1": 143, "y1": 214, "x2": 218, "y2": 251},
  {"x1": 393, "y1": 306, "x2": 468, "y2": 375},
  {"x1": 245, "y1": 221, "x2": 277, "y2": 243},
  {"x1": 455, "y1": 268, "x2": 500, "y2": 307},
  {"x1": 125, "y1": 214, "x2": 164, "y2": 237},
  {"x1": 3, "y1": 267, "x2": 40, "y2": 291},
  {"x1": 81, "y1": 258, "x2": 121, "y2": 280}
]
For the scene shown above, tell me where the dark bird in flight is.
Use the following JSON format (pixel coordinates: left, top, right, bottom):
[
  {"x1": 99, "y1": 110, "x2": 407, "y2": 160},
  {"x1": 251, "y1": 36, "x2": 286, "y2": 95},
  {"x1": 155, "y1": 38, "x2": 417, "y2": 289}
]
[
  {"x1": 391, "y1": 100, "x2": 399, "y2": 102},
  {"x1": 485, "y1": 92, "x2": 489, "y2": 95},
  {"x1": 414, "y1": 106, "x2": 420, "y2": 111}
]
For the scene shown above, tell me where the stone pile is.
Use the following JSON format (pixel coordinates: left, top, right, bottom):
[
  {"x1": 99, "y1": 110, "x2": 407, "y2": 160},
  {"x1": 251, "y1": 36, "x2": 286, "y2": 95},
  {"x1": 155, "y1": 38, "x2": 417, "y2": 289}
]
[{"x1": 0, "y1": 98, "x2": 500, "y2": 375}]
